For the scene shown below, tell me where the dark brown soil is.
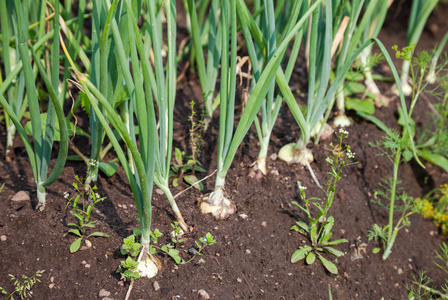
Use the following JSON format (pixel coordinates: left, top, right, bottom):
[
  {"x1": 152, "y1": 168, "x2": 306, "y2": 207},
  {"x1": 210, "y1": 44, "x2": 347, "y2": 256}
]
[{"x1": 1, "y1": 2, "x2": 448, "y2": 300}]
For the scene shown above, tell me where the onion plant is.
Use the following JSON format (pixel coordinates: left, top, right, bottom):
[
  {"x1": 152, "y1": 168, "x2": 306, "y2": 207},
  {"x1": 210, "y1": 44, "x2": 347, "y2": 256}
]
[
  {"x1": 0, "y1": 5, "x2": 83, "y2": 152},
  {"x1": 355, "y1": 0, "x2": 393, "y2": 105},
  {"x1": 0, "y1": 0, "x2": 68, "y2": 210},
  {"x1": 64, "y1": 0, "x2": 186, "y2": 232},
  {"x1": 84, "y1": 0, "x2": 120, "y2": 184},
  {"x1": 60, "y1": 0, "x2": 123, "y2": 184},
  {"x1": 269, "y1": 2, "x2": 418, "y2": 187},
  {"x1": 145, "y1": 0, "x2": 189, "y2": 233},
  {"x1": 426, "y1": 31, "x2": 448, "y2": 84},
  {"x1": 393, "y1": 0, "x2": 439, "y2": 96},
  {"x1": 330, "y1": 0, "x2": 383, "y2": 127},
  {"x1": 199, "y1": 0, "x2": 322, "y2": 219},
  {"x1": 240, "y1": 0, "x2": 305, "y2": 177},
  {"x1": 65, "y1": 0, "x2": 186, "y2": 278},
  {"x1": 58, "y1": 0, "x2": 87, "y2": 106},
  {"x1": 322, "y1": 0, "x2": 392, "y2": 127},
  {"x1": 183, "y1": 0, "x2": 221, "y2": 129},
  {"x1": 277, "y1": 0, "x2": 335, "y2": 186},
  {"x1": 0, "y1": 0, "x2": 49, "y2": 160}
]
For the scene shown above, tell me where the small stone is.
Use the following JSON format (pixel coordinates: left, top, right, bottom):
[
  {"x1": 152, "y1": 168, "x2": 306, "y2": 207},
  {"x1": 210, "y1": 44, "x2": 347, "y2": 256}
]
[
  {"x1": 261, "y1": 221, "x2": 267, "y2": 227},
  {"x1": 81, "y1": 260, "x2": 86, "y2": 265},
  {"x1": 99, "y1": 289, "x2": 110, "y2": 297},
  {"x1": 11, "y1": 191, "x2": 30, "y2": 201},
  {"x1": 50, "y1": 277, "x2": 54, "y2": 283},
  {"x1": 270, "y1": 153, "x2": 278, "y2": 160},
  {"x1": 188, "y1": 248, "x2": 198, "y2": 255},
  {"x1": 11, "y1": 191, "x2": 31, "y2": 211},
  {"x1": 429, "y1": 23, "x2": 439, "y2": 33},
  {"x1": 155, "y1": 189, "x2": 164, "y2": 195},
  {"x1": 398, "y1": 268, "x2": 403, "y2": 275},
  {"x1": 85, "y1": 264, "x2": 91, "y2": 268},
  {"x1": 122, "y1": 204, "x2": 127, "y2": 209},
  {"x1": 153, "y1": 281, "x2": 160, "y2": 291},
  {"x1": 239, "y1": 213, "x2": 248, "y2": 220},
  {"x1": 102, "y1": 298, "x2": 114, "y2": 300},
  {"x1": 245, "y1": 249, "x2": 251, "y2": 254},
  {"x1": 237, "y1": 277, "x2": 243, "y2": 283},
  {"x1": 49, "y1": 283, "x2": 55, "y2": 289},
  {"x1": 270, "y1": 169, "x2": 279, "y2": 176},
  {"x1": 1, "y1": 235, "x2": 6, "y2": 242},
  {"x1": 80, "y1": 240, "x2": 92, "y2": 251},
  {"x1": 430, "y1": 231, "x2": 435, "y2": 236},
  {"x1": 117, "y1": 281, "x2": 124, "y2": 287},
  {"x1": 198, "y1": 289, "x2": 210, "y2": 300}
]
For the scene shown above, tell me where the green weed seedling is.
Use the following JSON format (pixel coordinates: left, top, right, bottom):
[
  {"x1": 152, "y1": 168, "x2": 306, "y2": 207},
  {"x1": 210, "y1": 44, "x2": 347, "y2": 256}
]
[
  {"x1": 117, "y1": 225, "x2": 216, "y2": 281},
  {"x1": 170, "y1": 101, "x2": 206, "y2": 191},
  {"x1": 0, "y1": 270, "x2": 44, "y2": 300},
  {"x1": 117, "y1": 228, "x2": 147, "y2": 282},
  {"x1": 405, "y1": 243, "x2": 448, "y2": 299},
  {"x1": 65, "y1": 173, "x2": 109, "y2": 253},
  {"x1": 150, "y1": 223, "x2": 216, "y2": 265},
  {"x1": 171, "y1": 147, "x2": 206, "y2": 190},
  {"x1": 291, "y1": 129, "x2": 356, "y2": 274}
]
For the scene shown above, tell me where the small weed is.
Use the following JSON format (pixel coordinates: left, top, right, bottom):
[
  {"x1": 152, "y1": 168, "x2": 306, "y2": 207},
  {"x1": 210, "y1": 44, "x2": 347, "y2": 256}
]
[
  {"x1": 65, "y1": 172, "x2": 109, "y2": 253},
  {"x1": 188, "y1": 100, "x2": 205, "y2": 169},
  {"x1": 171, "y1": 148, "x2": 206, "y2": 190},
  {"x1": 170, "y1": 101, "x2": 207, "y2": 190},
  {"x1": 117, "y1": 227, "x2": 145, "y2": 281},
  {"x1": 0, "y1": 270, "x2": 44, "y2": 300},
  {"x1": 290, "y1": 129, "x2": 356, "y2": 274},
  {"x1": 405, "y1": 243, "x2": 448, "y2": 299},
  {"x1": 117, "y1": 225, "x2": 216, "y2": 281}
]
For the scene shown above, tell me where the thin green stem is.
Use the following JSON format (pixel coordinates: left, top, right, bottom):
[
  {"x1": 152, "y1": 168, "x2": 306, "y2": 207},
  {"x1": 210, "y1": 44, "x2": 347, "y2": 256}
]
[{"x1": 383, "y1": 148, "x2": 402, "y2": 259}]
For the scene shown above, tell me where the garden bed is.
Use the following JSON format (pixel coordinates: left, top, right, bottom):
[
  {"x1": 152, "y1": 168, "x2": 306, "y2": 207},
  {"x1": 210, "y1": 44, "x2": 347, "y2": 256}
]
[{"x1": 1, "y1": 1, "x2": 448, "y2": 299}]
